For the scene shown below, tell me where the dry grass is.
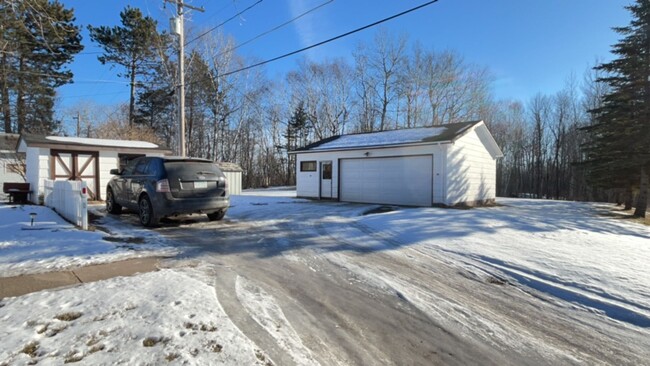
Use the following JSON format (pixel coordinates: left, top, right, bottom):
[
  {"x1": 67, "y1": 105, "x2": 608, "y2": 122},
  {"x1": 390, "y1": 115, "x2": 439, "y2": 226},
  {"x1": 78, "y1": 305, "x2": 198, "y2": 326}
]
[
  {"x1": 89, "y1": 344, "x2": 105, "y2": 353},
  {"x1": 63, "y1": 352, "x2": 84, "y2": 363},
  {"x1": 55, "y1": 312, "x2": 83, "y2": 322},
  {"x1": 165, "y1": 353, "x2": 180, "y2": 362},
  {"x1": 206, "y1": 340, "x2": 223, "y2": 353},
  {"x1": 142, "y1": 336, "x2": 169, "y2": 347},
  {"x1": 21, "y1": 341, "x2": 39, "y2": 358}
]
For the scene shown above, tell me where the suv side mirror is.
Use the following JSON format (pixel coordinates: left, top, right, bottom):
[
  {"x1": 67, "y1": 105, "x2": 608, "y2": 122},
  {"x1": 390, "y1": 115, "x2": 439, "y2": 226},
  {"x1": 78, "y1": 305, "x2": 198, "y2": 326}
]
[{"x1": 110, "y1": 168, "x2": 121, "y2": 175}]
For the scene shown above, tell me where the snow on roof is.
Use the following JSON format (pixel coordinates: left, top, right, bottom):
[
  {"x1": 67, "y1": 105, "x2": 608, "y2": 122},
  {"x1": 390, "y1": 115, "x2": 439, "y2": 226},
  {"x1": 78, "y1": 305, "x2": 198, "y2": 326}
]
[
  {"x1": 294, "y1": 121, "x2": 481, "y2": 152},
  {"x1": 45, "y1": 136, "x2": 159, "y2": 149},
  {"x1": 312, "y1": 127, "x2": 447, "y2": 150}
]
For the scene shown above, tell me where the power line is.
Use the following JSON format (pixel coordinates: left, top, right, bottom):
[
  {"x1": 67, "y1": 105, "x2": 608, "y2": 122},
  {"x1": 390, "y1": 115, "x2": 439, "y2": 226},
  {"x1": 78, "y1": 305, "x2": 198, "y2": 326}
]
[
  {"x1": 218, "y1": 0, "x2": 440, "y2": 78},
  {"x1": 3, "y1": 68, "x2": 135, "y2": 84},
  {"x1": 184, "y1": 0, "x2": 264, "y2": 47},
  {"x1": 214, "y1": 0, "x2": 334, "y2": 59},
  {"x1": 56, "y1": 91, "x2": 127, "y2": 99}
]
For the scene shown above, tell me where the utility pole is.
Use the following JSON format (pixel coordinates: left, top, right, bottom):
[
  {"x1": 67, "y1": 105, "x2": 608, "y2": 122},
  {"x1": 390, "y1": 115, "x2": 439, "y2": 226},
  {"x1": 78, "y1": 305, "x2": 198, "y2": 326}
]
[
  {"x1": 166, "y1": 0, "x2": 203, "y2": 157},
  {"x1": 73, "y1": 112, "x2": 80, "y2": 137}
]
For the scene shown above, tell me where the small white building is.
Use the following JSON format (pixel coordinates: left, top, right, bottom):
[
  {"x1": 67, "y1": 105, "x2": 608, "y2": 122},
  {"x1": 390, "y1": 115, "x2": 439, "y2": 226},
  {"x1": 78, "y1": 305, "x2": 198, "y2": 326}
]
[
  {"x1": 290, "y1": 120, "x2": 503, "y2": 207},
  {"x1": 0, "y1": 133, "x2": 25, "y2": 200},
  {"x1": 215, "y1": 162, "x2": 243, "y2": 195},
  {"x1": 17, "y1": 134, "x2": 172, "y2": 203}
]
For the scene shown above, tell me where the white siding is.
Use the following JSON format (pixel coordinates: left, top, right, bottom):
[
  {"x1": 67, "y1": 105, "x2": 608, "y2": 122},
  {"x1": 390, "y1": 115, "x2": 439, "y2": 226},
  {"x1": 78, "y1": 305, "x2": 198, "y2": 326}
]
[
  {"x1": 223, "y1": 171, "x2": 242, "y2": 195},
  {"x1": 99, "y1": 151, "x2": 120, "y2": 201},
  {"x1": 445, "y1": 128, "x2": 497, "y2": 206},
  {"x1": 24, "y1": 147, "x2": 50, "y2": 203},
  {"x1": 0, "y1": 156, "x2": 25, "y2": 200},
  {"x1": 295, "y1": 144, "x2": 446, "y2": 204}
]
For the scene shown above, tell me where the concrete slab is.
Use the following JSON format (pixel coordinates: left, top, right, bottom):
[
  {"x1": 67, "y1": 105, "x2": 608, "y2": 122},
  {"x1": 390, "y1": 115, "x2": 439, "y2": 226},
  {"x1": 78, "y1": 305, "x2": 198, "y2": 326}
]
[
  {"x1": 73, "y1": 257, "x2": 162, "y2": 283},
  {"x1": 0, "y1": 257, "x2": 165, "y2": 299},
  {"x1": 0, "y1": 271, "x2": 79, "y2": 298}
]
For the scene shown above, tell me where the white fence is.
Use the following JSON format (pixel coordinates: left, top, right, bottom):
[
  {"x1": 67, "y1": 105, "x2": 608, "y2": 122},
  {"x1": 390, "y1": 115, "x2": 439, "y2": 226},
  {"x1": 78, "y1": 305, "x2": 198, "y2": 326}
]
[{"x1": 43, "y1": 179, "x2": 88, "y2": 230}]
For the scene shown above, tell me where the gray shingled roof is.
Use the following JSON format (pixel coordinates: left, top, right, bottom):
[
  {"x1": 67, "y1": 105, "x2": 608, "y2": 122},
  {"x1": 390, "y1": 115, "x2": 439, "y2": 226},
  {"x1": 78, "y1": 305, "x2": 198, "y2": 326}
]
[
  {"x1": 291, "y1": 121, "x2": 481, "y2": 153},
  {"x1": 0, "y1": 133, "x2": 19, "y2": 151},
  {"x1": 215, "y1": 162, "x2": 243, "y2": 172}
]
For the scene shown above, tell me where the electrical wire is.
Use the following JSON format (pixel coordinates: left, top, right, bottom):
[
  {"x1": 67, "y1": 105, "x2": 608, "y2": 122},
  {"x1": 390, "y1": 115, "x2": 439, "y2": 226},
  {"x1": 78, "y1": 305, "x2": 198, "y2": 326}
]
[
  {"x1": 214, "y1": 0, "x2": 334, "y2": 58},
  {"x1": 184, "y1": 0, "x2": 264, "y2": 47},
  {"x1": 218, "y1": 0, "x2": 439, "y2": 78}
]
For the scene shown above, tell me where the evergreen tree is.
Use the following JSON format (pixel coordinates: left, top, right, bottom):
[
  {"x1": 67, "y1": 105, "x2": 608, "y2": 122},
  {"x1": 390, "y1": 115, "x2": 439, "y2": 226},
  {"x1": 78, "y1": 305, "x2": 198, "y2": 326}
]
[
  {"x1": 282, "y1": 102, "x2": 311, "y2": 184},
  {"x1": 88, "y1": 7, "x2": 165, "y2": 126},
  {"x1": 584, "y1": 0, "x2": 650, "y2": 216},
  {"x1": 0, "y1": 0, "x2": 82, "y2": 133}
]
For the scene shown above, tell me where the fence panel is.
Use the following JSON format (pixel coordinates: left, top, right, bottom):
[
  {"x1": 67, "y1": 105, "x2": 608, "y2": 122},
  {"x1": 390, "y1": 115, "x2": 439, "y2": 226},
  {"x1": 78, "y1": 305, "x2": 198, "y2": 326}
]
[{"x1": 43, "y1": 179, "x2": 88, "y2": 230}]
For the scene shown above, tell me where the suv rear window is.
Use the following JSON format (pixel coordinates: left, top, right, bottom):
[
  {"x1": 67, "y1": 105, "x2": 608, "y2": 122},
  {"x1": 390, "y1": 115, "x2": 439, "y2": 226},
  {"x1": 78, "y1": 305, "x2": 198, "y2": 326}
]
[{"x1": 164, "y1": 161, "x2": 223, "y2": 180}]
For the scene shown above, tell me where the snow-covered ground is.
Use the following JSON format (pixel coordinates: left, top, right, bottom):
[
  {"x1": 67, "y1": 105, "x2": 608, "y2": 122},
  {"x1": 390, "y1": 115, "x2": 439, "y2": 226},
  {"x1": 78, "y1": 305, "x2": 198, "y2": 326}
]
[
  {"x1": 0, "y1": 204, "x2": 177, "y2": 277},
  {"x1": 351, "y1": 198, "x2": 650, "y2": 328},
  {"x1": 0, "y1": 266, "x2": 273, "y2": 365},
  {"x1": 2, "y1": 188, "x2": 649, "y2": 364}
]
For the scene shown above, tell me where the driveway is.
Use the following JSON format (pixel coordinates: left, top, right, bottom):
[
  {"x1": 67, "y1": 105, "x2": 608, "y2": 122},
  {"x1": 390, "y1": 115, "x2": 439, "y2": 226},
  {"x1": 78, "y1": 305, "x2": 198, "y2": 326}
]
[{"x1": 104, "y1": 191, "x2": 650, "y2": 366}]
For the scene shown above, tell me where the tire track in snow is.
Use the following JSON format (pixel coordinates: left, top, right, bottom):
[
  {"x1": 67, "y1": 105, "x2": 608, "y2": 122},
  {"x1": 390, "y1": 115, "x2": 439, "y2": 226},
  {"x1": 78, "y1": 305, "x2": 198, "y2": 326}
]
[{"x1": 235, "y1": 275, "x2": 321, "y2": 366}]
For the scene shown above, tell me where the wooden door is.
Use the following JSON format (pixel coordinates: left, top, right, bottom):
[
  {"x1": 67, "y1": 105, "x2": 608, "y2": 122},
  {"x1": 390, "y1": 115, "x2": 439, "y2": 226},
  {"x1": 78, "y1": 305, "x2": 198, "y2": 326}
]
[{"x1": 50, "y1": 150, "x2": 100, "y2": 200}]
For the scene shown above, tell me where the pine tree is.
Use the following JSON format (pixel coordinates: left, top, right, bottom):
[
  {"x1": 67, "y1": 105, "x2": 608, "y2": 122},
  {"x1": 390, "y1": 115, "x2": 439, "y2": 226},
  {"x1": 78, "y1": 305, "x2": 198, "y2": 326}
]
[
  {"x1": 88, "y1": 7, "x2": 165, "y2": 126},
  {"x1": 584, "y1": 0, "x2": 650, "y2": 216},
  {"x1": 0, "y1": 0, "x2": 82, "y2": 133}
]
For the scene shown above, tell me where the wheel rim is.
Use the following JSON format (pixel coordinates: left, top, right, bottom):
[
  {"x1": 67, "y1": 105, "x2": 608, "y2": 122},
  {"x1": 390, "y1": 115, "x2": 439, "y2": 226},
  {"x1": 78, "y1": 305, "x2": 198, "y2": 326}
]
[
  {"x1": 139, "y1": 198, "x2": 150, "y2": 224},
  {"x1": 106, "y1": 191, "x2": 113, "y2": 211}
]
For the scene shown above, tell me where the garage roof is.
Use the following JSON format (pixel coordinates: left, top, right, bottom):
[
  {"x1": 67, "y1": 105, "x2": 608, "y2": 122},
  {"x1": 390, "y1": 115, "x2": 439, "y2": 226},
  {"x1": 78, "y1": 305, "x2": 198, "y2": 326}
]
[
  {"x1": 292, "y1": 121, "x2": 482, "y2": 152},
  {"x1": 17, "y1": 133, "x2": 172, "y2": 154}
]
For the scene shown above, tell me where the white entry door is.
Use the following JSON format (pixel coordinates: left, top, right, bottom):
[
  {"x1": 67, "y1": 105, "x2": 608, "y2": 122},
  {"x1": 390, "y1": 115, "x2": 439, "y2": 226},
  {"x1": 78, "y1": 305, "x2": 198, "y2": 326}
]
[
  {"x1": 340, "y1": 155, "x2": 433, "y2": 206},
  {"x1": 320, "y1": 161, "x2": 333, "y2": 199}
]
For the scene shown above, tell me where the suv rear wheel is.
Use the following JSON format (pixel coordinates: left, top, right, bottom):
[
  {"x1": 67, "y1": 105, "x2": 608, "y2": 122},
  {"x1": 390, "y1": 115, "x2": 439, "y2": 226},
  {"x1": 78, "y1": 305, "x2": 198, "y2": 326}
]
[
  {"x1": 106, "y1": 188, "x2": 122, "y2": 214},
  {"x1": 207, "y1": 210, "x2": 226, "y2": 221},
  {"x1": 139, "y1": 195, "x2": 158, "y2": 227}
]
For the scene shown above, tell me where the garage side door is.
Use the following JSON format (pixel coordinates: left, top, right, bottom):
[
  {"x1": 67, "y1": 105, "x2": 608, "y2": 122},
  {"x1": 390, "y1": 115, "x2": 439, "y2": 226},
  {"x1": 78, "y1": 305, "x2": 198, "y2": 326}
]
[{"x1": 340, "y1": 155, "x2": 433, "y2": 206}]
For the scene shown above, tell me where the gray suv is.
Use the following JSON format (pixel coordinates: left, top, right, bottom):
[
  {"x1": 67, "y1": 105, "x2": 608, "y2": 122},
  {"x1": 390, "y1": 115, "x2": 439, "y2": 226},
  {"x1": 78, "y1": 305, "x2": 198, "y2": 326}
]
[{"x1": 106, "y1": 157, "x2": 229, "y2": 226}]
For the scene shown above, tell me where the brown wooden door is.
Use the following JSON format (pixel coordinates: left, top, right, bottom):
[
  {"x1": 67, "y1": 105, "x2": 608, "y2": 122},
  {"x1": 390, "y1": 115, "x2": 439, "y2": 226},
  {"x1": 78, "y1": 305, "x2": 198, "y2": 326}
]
[{"x1": 50, "y1": 150, "x2": 100, "y2": 200}]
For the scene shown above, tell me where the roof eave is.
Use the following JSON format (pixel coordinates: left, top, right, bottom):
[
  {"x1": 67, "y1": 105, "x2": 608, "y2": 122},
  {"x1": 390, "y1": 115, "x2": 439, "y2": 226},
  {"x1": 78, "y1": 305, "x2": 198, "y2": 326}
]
[{"x1": 289, "y1": 140, "x2": 452, "y2": 154}]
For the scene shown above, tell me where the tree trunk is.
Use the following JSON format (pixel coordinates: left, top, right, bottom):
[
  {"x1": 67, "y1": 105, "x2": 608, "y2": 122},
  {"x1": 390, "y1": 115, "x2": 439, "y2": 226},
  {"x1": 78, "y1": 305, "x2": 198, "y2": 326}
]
[
  {"x1": 128, "y1": 61, "x2": 136, "y2": 127},
  {"x1": 634, "y1": 167, "x2": 648, "y2": 217},
  {"x1": 624, "y1": 187, "x2": 633, "y2": 210},
  {"x1": 1, "y1": 52, "x2": 11, "y2": 133},
  {"x1": 16, "y1": 56, "x2": 26, "y2": 132}
]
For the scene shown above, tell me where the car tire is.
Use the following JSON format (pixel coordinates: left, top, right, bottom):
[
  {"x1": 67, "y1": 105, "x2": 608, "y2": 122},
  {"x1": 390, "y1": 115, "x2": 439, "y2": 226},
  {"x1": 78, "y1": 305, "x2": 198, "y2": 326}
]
[
  {"x1": 138, "y1": 195, "x2": 158, "y2": 227},
  {"x1": 106, "y1": 188, "x2": 122, "y2": 214},
  {"x1": 207, "y1": 210, "x2": 226, "y2": 221}
]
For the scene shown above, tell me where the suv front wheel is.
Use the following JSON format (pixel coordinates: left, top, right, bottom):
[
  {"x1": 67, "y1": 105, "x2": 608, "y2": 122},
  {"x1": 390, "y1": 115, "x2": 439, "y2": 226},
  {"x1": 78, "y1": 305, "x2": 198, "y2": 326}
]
[
  {"x1": 106, "y1": 188, "x2": 122, "y2": 214},
  {"x1": 207, "y1": 210, "x2": 226, "y2": 221},
  {"x1": 139, "y1": 195, "x2": 159, "y2": 227}
]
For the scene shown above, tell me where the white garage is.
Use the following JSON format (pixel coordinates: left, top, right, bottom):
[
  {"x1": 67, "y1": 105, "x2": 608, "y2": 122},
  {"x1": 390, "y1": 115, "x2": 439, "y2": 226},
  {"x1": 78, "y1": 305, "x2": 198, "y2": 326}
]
[
  {"x1": 290, "y1": 120, "x2": 503, "y2": 207},
  {"x1": 17, "y1": 134, "x2": 172, "y2": 203}
]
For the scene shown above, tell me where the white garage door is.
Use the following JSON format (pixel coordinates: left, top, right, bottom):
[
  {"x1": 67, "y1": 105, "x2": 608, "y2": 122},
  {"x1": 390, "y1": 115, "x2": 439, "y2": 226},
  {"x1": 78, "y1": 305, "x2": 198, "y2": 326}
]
[{"x1": 340, "y1": 155, "x2": 433, "y2": 206}]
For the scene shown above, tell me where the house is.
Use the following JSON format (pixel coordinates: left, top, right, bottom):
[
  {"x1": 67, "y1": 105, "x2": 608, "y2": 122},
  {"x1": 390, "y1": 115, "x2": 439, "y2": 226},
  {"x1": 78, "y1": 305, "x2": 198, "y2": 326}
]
[
  {"x1": 17, "y1": 134, "x2": 172, "y2": 203},
  {"x1": 215, "y1": 162, "x2": 243, "y2": 195},
  {"x1": 0, "y1": 133, "x2": 25, "y2": 200},
  {"x1": 290, "y1": 120, "x2": 503, "y2": 207}
]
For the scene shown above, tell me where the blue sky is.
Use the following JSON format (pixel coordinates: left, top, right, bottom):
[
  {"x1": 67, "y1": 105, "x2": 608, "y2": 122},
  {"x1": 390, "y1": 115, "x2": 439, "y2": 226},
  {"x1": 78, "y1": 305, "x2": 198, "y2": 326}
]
[{"x1": 56, "y1": 0, "x2": 630, "y2": 112}]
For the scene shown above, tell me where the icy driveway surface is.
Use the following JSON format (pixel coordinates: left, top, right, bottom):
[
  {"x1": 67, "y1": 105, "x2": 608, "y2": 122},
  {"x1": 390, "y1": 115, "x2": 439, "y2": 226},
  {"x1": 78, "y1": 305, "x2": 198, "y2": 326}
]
[{"x1": 114, "y1": 190, "x2": 650, "y2": 365}]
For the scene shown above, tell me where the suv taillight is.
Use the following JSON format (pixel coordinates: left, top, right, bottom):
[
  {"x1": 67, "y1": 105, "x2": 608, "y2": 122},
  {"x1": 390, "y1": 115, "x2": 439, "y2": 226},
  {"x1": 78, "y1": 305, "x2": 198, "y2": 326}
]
[
  {"x1": 218, "y1": 179, "x2": 227, "y2": 188},
  {"x1": 156, "y1": 179, "x2": 170, "y2": 193}
]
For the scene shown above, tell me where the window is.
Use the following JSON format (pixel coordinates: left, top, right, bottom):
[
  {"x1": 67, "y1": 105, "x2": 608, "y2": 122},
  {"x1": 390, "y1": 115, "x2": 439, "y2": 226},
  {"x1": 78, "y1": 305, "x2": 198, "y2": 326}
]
[
  {"x1": 322, "y1": 163, "x2": 332, "y2": 179},
  {"x1": 133, "y1": 159, "x2": 150, "y2": 175},
  {"x1": 118, "y1": 153, "x2": 145, "y2": 171},
  {"x1": 300, "y1": 161, "x2": 317, "y2": 172}
]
